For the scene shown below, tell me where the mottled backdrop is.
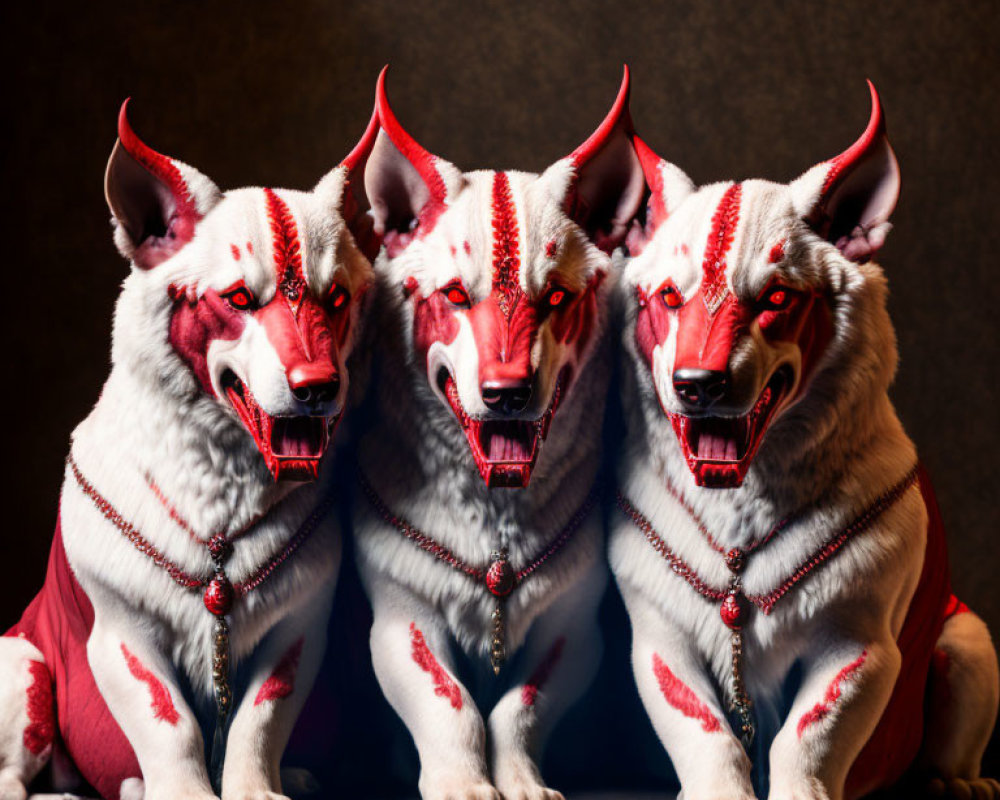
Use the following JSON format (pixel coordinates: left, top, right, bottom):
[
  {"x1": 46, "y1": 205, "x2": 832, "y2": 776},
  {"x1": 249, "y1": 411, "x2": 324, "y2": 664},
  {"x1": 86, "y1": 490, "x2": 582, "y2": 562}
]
[{"x1": 3, "y1": 0, "x2": 997, "y2": 791}]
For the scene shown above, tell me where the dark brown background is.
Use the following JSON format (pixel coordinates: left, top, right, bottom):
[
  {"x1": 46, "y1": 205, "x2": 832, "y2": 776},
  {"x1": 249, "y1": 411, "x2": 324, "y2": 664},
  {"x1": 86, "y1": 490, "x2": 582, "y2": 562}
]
[{"x1": 3, "y1": 0, "x2": 998, "y2": 790}]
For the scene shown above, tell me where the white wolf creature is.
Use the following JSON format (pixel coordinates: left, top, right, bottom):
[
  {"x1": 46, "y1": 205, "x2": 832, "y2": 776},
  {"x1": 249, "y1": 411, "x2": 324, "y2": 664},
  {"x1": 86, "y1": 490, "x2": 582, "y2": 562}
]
[
  {"x1": 610, "y1": 81, "x2": 1000, "y2": 800},
  {"x1": 0, "y1": 102, "x2": 378, "y2": 800},
  {"x1": 351, "y1": 66, "x2": 646, "y2": 800}
]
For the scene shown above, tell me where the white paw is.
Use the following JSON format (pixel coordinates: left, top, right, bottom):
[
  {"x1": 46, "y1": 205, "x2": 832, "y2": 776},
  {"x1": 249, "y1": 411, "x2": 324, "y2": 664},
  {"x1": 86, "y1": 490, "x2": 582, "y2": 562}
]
[
  {"x1": 494, "y1": 779, "x2": 564, "y2": 800},
  {"x1": 418, "y1": 775, "x2": 501, "y2": 800},
  {"x1": 0, "y1": 772, "x2": 27, "y2": 800}
]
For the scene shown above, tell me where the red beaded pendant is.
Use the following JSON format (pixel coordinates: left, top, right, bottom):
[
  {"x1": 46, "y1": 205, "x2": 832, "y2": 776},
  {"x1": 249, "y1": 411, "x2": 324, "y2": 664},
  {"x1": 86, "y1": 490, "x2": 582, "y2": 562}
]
[
  {"x1": 485, "y1": 556, "x2": 515, "y2": 597},
  {"x1": 720, "y1": 590, "x2": 750, "y2": 630},
  {"x1": 204, "y1": 573, "x2": 234, "y2": 616}
]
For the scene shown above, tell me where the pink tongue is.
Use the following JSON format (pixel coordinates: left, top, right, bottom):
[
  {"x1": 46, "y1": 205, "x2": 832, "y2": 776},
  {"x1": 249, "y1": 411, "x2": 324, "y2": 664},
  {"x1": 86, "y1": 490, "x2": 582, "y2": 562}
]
[
  {"x1": 697, "y1": 431, "x2": 738, "y2": 461},
  {"x1": 271, "y1": 418, "x2": 325, "y2": 457},
  {"x1": 487, "y1": 423, "x2": 532, "y2": 462}
]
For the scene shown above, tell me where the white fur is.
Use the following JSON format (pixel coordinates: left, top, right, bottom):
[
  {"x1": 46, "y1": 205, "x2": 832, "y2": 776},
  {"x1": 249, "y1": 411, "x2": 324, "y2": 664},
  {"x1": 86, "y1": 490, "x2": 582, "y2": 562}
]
[
  {"x1": 611, "y1": 170, "x2": 999, "y2": 800},
  {"x1": 0, "y1": 158, "x2": 372, "y2": 800},
  {"x1": 356, "y1": 160, "x2": 614, "y2": 800}
]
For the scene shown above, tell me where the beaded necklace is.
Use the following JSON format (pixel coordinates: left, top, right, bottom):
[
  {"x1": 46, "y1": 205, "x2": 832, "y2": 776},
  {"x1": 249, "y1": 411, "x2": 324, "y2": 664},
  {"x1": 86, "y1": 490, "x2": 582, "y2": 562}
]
[
  {"x1": 67, "y1": 453, "x2": 333, "y2": 787},
  {"x1": 616, "y1": 463, "x2": 919, "y2": 747},
  {"x1": 359, "y1": 470, "x2": 597, "y2": 674}
]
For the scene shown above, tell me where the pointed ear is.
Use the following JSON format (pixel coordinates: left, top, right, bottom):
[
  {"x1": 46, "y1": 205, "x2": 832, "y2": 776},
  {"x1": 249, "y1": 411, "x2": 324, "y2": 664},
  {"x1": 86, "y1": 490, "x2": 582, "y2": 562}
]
[
  {"x1": 314, "y1": 106, "x2": 381, "y2": 261},
  {"x1": 623, "y1": 133, "x2": 696, "y2": 255},
  {"x1": 363, "y1": 66, "x2": 462, "y2": 256},
  {"x1": 790, "y1": 81, "x2": 900, "y2": 263},
  {"x1": 557, "y1": 66, "x2": 646, "y2": 254},
  {"x1": 104, "y1": 100, "x2": 221, "y2": 270}
]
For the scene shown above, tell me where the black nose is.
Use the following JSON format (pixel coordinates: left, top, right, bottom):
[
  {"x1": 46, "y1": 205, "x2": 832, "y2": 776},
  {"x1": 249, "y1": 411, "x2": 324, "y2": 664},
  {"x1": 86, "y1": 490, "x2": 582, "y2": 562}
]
[
  {"x1": 291, "y1": 378, "x2": 340, "y2": 408},
  {"x1": 481, "y1": 380, "x2": 532, "y2": 415},
  {"x1": 672, "y1": 368, "x2": 728, "y2": 411}
]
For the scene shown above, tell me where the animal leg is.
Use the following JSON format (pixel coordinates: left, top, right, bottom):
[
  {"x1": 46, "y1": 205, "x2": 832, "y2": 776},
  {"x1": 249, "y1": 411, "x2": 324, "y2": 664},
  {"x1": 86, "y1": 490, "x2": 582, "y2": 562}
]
[
  {"x1": 368, "y1": 580, "x2": 498, "y2": 800},
  {"x1": 0, "y1": 636, "x2": 55, "y2": 800},
  {"x1": 920, "y1": 610, "x2": 1000, "y2": 799},
  {"x1": 487, "y1": 560, "x2": 606, "y2": 800}
]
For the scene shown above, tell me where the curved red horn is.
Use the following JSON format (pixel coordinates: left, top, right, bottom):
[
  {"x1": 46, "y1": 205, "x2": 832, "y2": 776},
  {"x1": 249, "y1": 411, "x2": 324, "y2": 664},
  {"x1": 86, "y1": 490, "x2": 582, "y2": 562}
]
[
  {"x1": 820, "y1": 80, "x2": 886, "y2": 197},
  {"x1": 570, "y1": 65, "x2": 633, "y2": 167},
  {"x1": 341, "y1": 104, "x2": 379, "y2": 171},
  {"x1": 374, "y1": 66, "x2": 447, "y2": 209},
  {"x1": 117, "y1": 99, "x2": 198, "y2": 219}
]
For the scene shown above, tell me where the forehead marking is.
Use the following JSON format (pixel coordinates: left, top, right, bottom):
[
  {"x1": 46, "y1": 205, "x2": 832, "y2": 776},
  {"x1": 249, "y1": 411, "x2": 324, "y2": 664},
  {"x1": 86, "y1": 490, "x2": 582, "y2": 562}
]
[
  {"x1": 263, "y1": 188, "x2": 306, "y2": 315},
  {"x1": 700, "y1": 182, "x2": 742, "y2": 315},
  {"x1": 768, "y1": 238, "x2": 786, "y2": 264},
  {"x1": 230, "y1": 244, "x2": 241, "y2": 261},
  {"x1": 491, "y1": 172, "x2": 525, "y2": 320}
]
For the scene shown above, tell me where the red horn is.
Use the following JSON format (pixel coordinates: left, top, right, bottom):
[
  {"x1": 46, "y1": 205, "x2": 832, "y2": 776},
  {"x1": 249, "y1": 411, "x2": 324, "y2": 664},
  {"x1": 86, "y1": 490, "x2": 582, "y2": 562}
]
[
  {"x1": 820, "y1": 80, "x2": 886, "y2": 198},
  {"x1": 374, "y1": 66, "x2": 447, "y2": 209},
  {"x1": 570, "y1": 65, "x2": 633, "y2": 167},
  {"x1": 341, "y1": 104, "x2": 379, "y2": 171},
  {"x1": 117, "y1": 99, "x2": 198, "y2": 220}
]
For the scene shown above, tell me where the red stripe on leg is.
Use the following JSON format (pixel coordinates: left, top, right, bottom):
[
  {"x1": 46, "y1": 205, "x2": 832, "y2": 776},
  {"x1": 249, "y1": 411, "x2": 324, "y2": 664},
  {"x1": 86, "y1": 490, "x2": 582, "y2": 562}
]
[
  {"x1": 797, "y1": 650, "x2": 868, "y2": 737},
  {"x1": 254, "y1": 638, "x2": 305, "y2": 706},
  {"x1": 651, "y1": 653, "x2": 722, "y2": 733},
  {"x1": 409, "y1": 623, "x2": 462, "y2": 711},
  {"x1": 120, "y1": 643, "x2": 180, "y2": 725},
  {"x1": 23, "y1": 660, "x2": 54, "y2": 756},
  {"x1": 522, "y1": 637, "x2": 566, "y2": 707}
]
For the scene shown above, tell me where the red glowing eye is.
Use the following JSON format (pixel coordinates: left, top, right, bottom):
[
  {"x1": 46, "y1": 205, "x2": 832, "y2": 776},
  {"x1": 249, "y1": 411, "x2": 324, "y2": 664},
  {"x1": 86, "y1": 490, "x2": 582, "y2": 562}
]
[
  {"x1": 444, "y1": 284, "x2": 471, "y2": 307},
  {"x1": 223, "y1": 285, "x2": 256, "y2": 311},
  {"x1": 329, "y1": 284, "x2": 350, "y2": 310},
  {"x1": 660, "y1": 284, "x2": 683, "y2": 308},
  {"x1": 761, "y1": 285, "x2": 794, "y2": 310},
  {"x1": 545, "y1": 285, "x2": 573, "y2": 308}
]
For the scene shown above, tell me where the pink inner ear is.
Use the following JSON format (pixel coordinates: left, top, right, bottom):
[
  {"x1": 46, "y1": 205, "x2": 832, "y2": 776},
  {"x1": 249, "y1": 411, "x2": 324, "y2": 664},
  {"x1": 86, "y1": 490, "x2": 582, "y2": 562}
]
[{"x1": 804, "y1": 82, "x2": 900, "y2": 262}]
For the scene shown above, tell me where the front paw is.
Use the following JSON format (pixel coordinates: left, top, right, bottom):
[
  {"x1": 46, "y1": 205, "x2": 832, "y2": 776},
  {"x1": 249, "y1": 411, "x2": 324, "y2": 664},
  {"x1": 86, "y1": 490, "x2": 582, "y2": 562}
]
[
  {"x1": 926, "y1": 776, "x2": 1000, "y2": 800},
  {"x1": 493, "y1": 777, "x2": 564, "y2": 800},
  {"x1": 417, "y1": 774, "x2": 501, "y2": 800}
]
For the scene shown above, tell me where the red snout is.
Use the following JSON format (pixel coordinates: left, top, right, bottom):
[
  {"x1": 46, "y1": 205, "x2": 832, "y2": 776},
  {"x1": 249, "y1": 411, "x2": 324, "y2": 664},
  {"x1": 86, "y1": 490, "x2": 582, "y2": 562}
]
[
  {"x1": 255, "y1": 298, "x2": 343, "y2": 408},
  {"x1": 469, "y1": 296, "x2": 538, "y2": 414}
]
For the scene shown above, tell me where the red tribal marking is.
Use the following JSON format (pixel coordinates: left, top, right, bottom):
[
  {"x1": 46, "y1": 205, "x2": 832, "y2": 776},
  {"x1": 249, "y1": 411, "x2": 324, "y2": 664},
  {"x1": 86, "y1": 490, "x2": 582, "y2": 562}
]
[
  {"x1": 522, "y1": 637, "x2": 566, "y2": 706},
  {"x1": 652, "y1": 653, "x2": 722, "y2": 733},
  {"x1": 120, "y1": 644, "x2": 180, "y2": 725},
  {"x1": 700, "y1": 183, "x2": 742, "y2": 314},
  {"x1": 768, "y1": 238, "x2": 786, "y2": 264},
  {"x1": 797, "y1": 650, "x2": 868, "y2": 736},
  {"x1": 23, "y1": 660, "x2": 54, "y2": 756},
  {"x1": 409, "y1": 623, "x2": 462, "y2": 710},
  {"x1": 254, "y1": 638, "x2": 304, "y2": 706},
  {"x1": 264, "y1": 188, "x2": 306, "y2": 312},
  {"x1": 231, "y1": 244, "x2": 241, "y2": 261},
  {"x1": 491, "y1": 172, "x2": 526, "y2": 320},
  {"x1": 246, "y1": 241, "x2": 254, "y2": 255}
]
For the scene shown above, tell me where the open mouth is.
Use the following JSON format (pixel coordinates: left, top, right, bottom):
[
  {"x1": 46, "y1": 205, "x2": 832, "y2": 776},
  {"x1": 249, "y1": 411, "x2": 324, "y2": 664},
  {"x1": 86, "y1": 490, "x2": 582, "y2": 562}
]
[
  {"x1": 221, "y1": 370, "x2": 339, "y2": 482},
  {"x1": 668, "y1": 366, "x2": 792, "y2": 489},
  {"x1": 438, "y1": 369, "x2": 568, "y2": 489}
]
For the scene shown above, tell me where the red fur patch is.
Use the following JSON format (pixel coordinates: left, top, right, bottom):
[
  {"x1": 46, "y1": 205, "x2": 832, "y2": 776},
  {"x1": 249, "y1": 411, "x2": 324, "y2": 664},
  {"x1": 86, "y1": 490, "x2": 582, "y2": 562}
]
[
  {"x1": 797, "y1": 650, "x2": 868, "y2": 737},
  {"x1": 169, "y1": 289, "x2": 248, "y2": 395},
  {"x1": 23, "y1": 660, "x2": 54, "y2": 756},
  {"x1": 651, "y1": 653, "x2": 722, "y2": 733},
  {"x1": 264, "y1": 188, "x2": 306, "y2": 311},
  {"x1": 254, "y1": 637, "x2": 304, "y2": 706},
  {"x1": 491, "y1": 172, "x2": 526, "y2": 320},
  {"x1": 120, "y1": 644, "x2": 180, "y2": 725},
  {"x1": 680, "y1": 243, "x2": 689, "y2": 256},
  {"x1": 545, "y1": 239, "x2": 558, "y2": 258},
  {"x1": 409, "y1": 623, "x2": 462, "y2": 710},
  {"x1": 247, "y1": 241, "x2": 254, "y2": 255},
  {"x1": 522, "y1": 637, "x2": 566, "y2": 706},
  {"x1": 768, "y1": 238, "x2": 786, "y2": 263},
  {"x1": 700, "y1": 183, "x2": 742, "y2": 314},
  {"x1": 463, "y1": 240, "x2": 471, "y2": 255},
  {"x1": 943, "y1": 593, "x2": 970, "y2": 619},
  {"x1": 231, "y1": 243, "x2": 241, "y2": 261}
]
